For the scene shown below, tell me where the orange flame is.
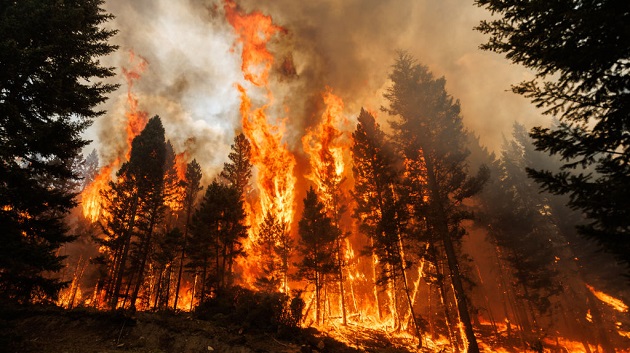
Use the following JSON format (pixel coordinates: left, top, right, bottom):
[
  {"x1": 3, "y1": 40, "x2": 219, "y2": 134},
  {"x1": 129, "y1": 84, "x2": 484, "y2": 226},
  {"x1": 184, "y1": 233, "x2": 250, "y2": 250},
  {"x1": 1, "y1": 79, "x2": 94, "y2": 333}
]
[
  {"x1": 174, "y1": 152, "x2": 189, "y2": 181},
  {"x1": 224, "y1": 0, "x2": 284, "y2": 87},
  {"x1": 587, "y1": 284, "x2": 629, "y2": 313},
  {"x1": 80, "y1": 51, "x2": 149, "y2": 221},
  {"x1": 81, "y1": 162, "x2": 117, "y2": 221},
  {"x1": 122, "y1": 51, "x2": 149, "y2": 159},
  {"x1": 302, "y1": 87, "x2": 349, "y2": 209},
  {"x1": 224, "y1": 0, "x2": 296, "y2": 288}
]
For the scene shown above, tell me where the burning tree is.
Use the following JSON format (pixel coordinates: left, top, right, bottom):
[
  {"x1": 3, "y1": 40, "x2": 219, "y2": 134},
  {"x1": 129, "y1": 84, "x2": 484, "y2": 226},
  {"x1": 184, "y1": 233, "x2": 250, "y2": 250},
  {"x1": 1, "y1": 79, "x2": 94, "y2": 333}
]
[
  {"x1": 255, "y1": 212, "x2": 291, "y2": 293},
  {"x1": 220, "y1": 133, "x2": 253, "y2": 201},
  {"x1": 296, "y1": 187, "x2": 339, "y2": 325},
  {"x1": 0, "y1": 0, "x2": 117, "y2": 303},
  {"x1": 173, "y1": 159, "x2": 203, "y2": 310},
  {"x1": 351, "y1": 108, "x2": 424, "y2": 345},
  {"x1": 97, "y1": 116, "x2": 167, "y2": 310},
  {"x1": 302, "y1": 89, "x2": 353, "y2": 325},
  {"x1": 384, "y1": 52, "x2": 490, "y2": 352},
  {"x1": 188, "y1": 181, "x2": 248, "y2": 303}
]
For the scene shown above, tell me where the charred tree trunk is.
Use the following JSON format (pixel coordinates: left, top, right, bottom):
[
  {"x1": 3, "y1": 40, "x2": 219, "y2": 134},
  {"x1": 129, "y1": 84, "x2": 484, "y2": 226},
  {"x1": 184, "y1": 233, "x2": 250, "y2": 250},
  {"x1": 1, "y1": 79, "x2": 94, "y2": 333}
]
[
  {"x1": 173, "y1": 212, "x2": 191, "y2": 310},
  {"x1": 370, "y1": 238, "x2": 383, "y2": 320},
  {"x1": 425, "y1": 159, "x2": 479, "y2": 353},
  {"x1": 129, "y1": 210, "x2": 160, "y2": 311},
  {"x1": 153, "y1": 267, "x2": 164, "y2": 310},
  {"x1": 395, "y1": 227, "x2": 423, "y2": 347},
  {"x1": 336, "y1": 239, "x2": 347, "y2": 325},
  {"x1": 110, "y1": 197, "x2": 138, "y2": 310}
]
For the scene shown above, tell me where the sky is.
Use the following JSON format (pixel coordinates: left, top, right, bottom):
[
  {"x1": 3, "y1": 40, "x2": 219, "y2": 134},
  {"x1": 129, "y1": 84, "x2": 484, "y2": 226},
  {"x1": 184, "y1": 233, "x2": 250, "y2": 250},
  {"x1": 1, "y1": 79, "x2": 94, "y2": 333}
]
[{"x1": 89, "y1": 0, "x2": 547, "y2": 177}]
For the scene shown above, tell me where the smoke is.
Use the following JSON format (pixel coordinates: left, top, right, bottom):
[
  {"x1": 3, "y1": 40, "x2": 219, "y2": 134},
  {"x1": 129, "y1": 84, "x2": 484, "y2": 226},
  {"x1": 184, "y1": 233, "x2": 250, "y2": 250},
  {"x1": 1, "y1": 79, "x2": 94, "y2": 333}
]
[{"x1": 89, "y1": 0, "x2": 545, "y2": 178}]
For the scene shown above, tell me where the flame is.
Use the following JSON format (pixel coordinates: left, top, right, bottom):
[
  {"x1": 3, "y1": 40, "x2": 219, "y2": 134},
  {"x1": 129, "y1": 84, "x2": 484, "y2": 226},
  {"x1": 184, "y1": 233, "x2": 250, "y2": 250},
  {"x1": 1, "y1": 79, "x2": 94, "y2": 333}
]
[
  {"x1": 80, "y1": 51, "x2": 149, "y2": 221},
  {"x1": 224, "y1": 0, "x2": 296, "y2": 288},
  {"x1": 174, "y1": 152, "x2": 189, "y2": 181},
  {"x1": 302, "y1": 87, "x2": 349, "y2": 209},
  {"x1": 122, "y1": 51, "x2": 149, "y2": 159},
  {"x1": 81, "y1": 162, "x2": 117, "y2": 221},
  {"x1": 587, "y1": 284, "x2": 629, "y2": 313},
  {"x1": 223, "y1": 0, "x2": 284, "y2": 87}
]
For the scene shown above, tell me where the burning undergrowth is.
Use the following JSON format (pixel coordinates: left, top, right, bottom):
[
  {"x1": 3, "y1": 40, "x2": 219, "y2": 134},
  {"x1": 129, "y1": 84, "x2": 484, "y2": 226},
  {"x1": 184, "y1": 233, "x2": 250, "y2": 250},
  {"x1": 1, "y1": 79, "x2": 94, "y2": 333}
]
[{"x1": 47, "y1": 1, "x2": 630, "y2": 352}]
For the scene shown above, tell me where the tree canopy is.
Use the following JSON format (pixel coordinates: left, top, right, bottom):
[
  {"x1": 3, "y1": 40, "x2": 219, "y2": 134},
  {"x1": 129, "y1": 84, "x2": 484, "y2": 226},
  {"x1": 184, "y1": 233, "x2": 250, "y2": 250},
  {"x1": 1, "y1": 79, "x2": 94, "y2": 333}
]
[
  {"x1": 0, "y1": 0, "x2": 117, "y2": 303},
  {"x1": 475, "y1": 0, "x2": 630, "y2": 266}
]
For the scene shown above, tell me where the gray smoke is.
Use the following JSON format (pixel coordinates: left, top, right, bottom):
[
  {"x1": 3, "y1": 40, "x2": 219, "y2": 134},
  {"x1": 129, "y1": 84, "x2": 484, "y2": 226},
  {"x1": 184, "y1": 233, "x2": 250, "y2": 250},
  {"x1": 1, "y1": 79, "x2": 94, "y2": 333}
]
[{"x1": 89, "y1": 0, "x2": 547, "y2": 179}]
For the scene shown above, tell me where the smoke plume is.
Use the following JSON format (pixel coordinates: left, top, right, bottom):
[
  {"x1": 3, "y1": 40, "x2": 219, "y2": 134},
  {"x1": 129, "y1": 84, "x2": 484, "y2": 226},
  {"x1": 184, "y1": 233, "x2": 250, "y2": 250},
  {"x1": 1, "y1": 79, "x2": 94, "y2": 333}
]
[{"x1": 90, "y1": 0, "x2": 544, "y2": 178}]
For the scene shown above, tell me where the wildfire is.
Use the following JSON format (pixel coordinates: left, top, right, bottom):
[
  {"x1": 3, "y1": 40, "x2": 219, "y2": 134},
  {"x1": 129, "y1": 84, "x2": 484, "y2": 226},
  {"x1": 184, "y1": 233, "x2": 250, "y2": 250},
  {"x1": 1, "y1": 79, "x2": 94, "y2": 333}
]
[
  {"x1": 122, "y1": 51, "x2": 150, "y2": 159},
  {"x1": 302, "y1": 87, "x2": 350, "y2": 209},
  {"x1": 224, "y1": 0, "x2": 296, "y2": 288},
  {"x1": 174, "y1": 152, "x2": 189, "y2": 181},
  {"x1": 80, "y1": 51, "x2": 149, "y2": 221},
  {"x1": 223, "y1": 0, "x2": 284, "y2": 87},
  {"x1": 81, "y1": 162, "x2": 117, "y2": 221},
  {"x1": 587, "y1": 284, "x2": 629, "y2": 313}
]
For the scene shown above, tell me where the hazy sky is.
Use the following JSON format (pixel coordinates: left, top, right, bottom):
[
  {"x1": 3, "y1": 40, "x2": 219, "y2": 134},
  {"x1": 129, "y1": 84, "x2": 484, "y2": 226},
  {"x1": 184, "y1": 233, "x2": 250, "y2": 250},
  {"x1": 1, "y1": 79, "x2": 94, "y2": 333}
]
[{"x1": 90, "y1": 0, "x2": 547, "y2": 176}]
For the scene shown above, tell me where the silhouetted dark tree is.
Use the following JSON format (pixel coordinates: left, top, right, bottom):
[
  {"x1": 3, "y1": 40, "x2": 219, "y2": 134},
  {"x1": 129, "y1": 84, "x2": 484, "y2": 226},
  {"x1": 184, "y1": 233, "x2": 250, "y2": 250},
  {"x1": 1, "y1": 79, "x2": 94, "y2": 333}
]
[
  {"x1": 220, "y1": 133, "x2": 252, "y2": 200},
  {"x1": 99, "y1": 116, "x2": 166, "y2": 310},
  {"x1": 476, "y1": 0, "x2": 630, "y2": 266},
  {"x1": 384, "y1": 52, "x2": 489, "y2": 353},
  {"x1": 352, "y1": 108, "x2": 423, "y2": 343},
  {"x1": 480, "y1": 124, "x2": 562, "y2": 330},
  {"x1": 295, "y1": 187, "x2": 338, "y2": 325},
  {"x1": 0, "y1": 0, "x2": 117, "y2": 303},
  {"x1": 188, "y1": 181, "x2": 248, "y2": 303}
]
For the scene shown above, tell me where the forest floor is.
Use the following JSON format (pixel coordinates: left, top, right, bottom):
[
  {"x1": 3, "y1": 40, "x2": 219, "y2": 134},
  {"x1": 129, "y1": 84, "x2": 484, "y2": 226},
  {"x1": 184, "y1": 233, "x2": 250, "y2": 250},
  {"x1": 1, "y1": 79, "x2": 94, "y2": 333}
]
[{"x1": 2, "y1": 305, "x2": 416, "y2": 353}]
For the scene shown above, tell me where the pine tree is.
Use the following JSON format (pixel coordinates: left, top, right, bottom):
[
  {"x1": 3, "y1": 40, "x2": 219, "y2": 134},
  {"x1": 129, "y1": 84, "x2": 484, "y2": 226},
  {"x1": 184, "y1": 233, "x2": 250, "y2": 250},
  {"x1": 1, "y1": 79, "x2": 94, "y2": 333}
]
[
  {"x1": 475, "y1": 0, "x2": 630, "y2": 266},
  {"x1": 480, "y1": 124, "x2": 562, "y2": 331},
  {"x1": 296, "y1": 187, "x2": 338, "y2": 325},
  {"x1": 127, "y1": 117, "x2": 167, "y2": 310},
  {"x1": 384, "y1": 53, "x2": 489, "y2": 352},
  {"x1": 351, "y1": 108, "x2": 423, "y2": 343},
  {"x1": 188, "y1": 181, "x2": 248, "y2": 303},
  {"x1": 220, "y1": 133, "x2": 253, "y2": 200},
  {"x1": 0, "y1": 0, "x2": 117, "y2": 303},
  {"x1": 255, "y1": 212, "x2": 286, "y2": 293},
  {"x1": 99, "y1": 116, "x2": 166, "y2": 310}
]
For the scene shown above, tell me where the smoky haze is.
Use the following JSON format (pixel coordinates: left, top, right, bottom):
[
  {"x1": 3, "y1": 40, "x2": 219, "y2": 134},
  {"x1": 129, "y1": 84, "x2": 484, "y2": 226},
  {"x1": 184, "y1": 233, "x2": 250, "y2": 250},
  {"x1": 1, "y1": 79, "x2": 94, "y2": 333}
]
[{"x1": 90, "y1": 0, "x2": 545, "y2": 177}]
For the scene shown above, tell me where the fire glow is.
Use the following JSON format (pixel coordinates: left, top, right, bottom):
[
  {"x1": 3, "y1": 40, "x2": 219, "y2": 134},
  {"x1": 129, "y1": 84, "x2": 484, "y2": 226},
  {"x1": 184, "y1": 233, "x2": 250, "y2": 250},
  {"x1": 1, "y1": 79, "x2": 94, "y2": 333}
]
[{"x1": 66, "y1": 2, "x2": 630, "y2": 352}]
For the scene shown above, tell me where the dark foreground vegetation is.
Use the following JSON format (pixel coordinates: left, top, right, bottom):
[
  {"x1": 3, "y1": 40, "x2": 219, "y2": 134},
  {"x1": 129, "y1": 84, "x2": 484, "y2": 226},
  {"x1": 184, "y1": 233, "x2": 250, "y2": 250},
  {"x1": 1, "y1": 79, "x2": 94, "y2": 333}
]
[{"x1": 2, "y1": 290, "x2": 414, "y2": 353}]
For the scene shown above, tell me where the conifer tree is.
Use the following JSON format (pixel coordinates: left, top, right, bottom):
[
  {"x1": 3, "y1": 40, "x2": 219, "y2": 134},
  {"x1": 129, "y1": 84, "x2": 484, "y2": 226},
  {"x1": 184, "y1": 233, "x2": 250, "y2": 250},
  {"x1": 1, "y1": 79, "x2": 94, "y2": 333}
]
[
  {"x1": 255, "y1": 212, "x2": 285, "y2": 293},
  {"x1": 384, "y1": 53, "x2": 489, "y2": 353},
  {"x1": 220, "y1": 133, "x2": 253, "y2": 200},
  {"x1": 0, "y1": 0, "x2": 117, "y2": 303},
  {"x1": 296, "y1": 187, "x2": 338, "y2": 325},
  {"x1": 351, "y1": 108, "x2": 423, "y2": 344},
  {"x1": 188, "y1": 181, "x2": 248, "y2": 302},
  {"x1": 99, "y1": 116, "x2": 166, "y2": 310},
  {"x1": 475, "y1": 0, "x2": 630, "y2": 266}
]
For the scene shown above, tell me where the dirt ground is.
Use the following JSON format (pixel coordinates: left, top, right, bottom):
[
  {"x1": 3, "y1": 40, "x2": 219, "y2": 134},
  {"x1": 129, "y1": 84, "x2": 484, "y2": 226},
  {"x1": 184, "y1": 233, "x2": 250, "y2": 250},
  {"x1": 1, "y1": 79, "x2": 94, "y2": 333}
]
[{"x1": 2, "y1": 306, "x2": 413, "y2": 353}]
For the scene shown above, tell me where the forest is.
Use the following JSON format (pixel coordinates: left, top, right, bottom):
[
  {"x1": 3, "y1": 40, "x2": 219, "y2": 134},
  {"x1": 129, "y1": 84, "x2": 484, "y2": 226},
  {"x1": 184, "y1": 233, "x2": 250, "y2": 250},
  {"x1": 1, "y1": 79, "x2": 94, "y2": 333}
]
[{"x1": 1, "y1": 1, "x2": 629, "y2": 352}]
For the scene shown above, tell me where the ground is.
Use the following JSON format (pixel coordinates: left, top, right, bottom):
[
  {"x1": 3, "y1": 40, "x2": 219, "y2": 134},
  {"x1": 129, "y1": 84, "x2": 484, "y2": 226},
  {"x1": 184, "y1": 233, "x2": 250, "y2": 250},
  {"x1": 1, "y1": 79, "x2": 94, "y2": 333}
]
[{"x1": 2, "y1": 306, "x2": 415, "y2": 353}]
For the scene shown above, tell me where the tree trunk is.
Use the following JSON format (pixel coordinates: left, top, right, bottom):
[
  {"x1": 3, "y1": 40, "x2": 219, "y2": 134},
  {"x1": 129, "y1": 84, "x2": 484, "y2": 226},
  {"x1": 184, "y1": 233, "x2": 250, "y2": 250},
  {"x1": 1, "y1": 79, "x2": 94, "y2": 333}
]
[
  {"x1": 129, "y1": 211, "x2": 159, "y2": 311},
  {"x1": 173, "y1": 210, "x2": 191, "y2": 310},
  {"x1": 395, "y1": 227, "x2": 423, "y2": 347},
  {"x1": 425, "y1": 159, "x2": 479, "y2": 353},
  {"x1": 337, "y1": 240, "x2": 347, "y2": 325},
  {"x1": 111, "y1": 196, "x2": 138, "y2": 310}
]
